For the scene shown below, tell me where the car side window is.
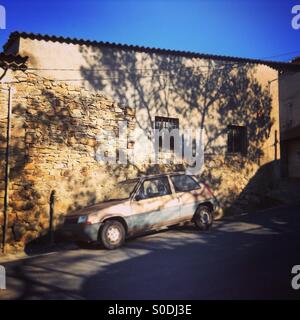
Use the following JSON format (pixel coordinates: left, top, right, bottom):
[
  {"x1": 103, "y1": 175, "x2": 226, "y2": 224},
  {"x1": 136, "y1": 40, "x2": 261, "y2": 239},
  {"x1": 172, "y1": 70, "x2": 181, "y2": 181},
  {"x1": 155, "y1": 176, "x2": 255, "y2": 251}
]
[
  {"x1": 170, "y1": 175, "x2": 200, "y2": 192},
  {"x1": 136, "y1": 177, "x2": 172, "y2": 200}
]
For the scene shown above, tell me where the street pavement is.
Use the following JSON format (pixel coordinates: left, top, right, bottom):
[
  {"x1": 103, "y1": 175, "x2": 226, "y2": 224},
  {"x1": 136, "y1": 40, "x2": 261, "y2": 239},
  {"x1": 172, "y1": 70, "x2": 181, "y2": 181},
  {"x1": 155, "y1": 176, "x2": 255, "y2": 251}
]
[{"x1": 1, "y1": 205, "x2": 300, "y2": 299}]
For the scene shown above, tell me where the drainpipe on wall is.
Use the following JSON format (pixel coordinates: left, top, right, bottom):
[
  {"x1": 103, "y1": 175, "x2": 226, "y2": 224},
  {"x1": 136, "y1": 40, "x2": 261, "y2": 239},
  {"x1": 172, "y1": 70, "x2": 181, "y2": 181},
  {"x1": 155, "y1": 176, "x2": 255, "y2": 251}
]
[
  {"x1": 2, "y1": 86, "x2": 13, "y2": 254},
  {"x1": 49, "y1": 190, "x2": 56, "y2": 245}
]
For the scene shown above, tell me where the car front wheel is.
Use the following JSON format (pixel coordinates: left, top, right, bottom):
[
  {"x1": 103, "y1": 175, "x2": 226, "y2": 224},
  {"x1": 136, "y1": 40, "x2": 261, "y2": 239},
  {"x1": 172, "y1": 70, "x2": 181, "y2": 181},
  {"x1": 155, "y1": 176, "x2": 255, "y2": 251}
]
[
  {"x1": 99, "y1": 220, "x2": 125, "y2": 250},
  {"x1": 193, "y1": 205, "x2": 213, "y2": 230}
]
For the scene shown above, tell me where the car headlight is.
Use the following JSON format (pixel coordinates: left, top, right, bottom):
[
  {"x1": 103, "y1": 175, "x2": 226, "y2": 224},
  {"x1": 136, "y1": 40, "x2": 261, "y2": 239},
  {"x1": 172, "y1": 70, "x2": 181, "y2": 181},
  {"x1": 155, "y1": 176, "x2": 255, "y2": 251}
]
[{"x1": 78, "y1": 216, "x2": 88, "y2": 224}]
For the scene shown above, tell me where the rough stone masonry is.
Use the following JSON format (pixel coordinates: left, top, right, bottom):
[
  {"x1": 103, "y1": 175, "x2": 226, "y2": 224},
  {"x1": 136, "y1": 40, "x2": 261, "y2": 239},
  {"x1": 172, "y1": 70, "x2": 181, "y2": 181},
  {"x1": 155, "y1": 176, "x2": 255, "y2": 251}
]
[
  {"x1": 0, "y1": 69, "x2": 137, "y2": 252},
  {"x1": 0, "y1": 68, "x2": 280, "y2": 253}
]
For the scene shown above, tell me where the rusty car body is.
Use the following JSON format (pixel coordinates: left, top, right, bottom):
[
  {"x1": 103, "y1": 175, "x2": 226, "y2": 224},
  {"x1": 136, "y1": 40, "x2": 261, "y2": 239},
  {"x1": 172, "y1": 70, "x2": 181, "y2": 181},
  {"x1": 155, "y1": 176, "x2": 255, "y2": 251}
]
[{"x1": 61, "y1": 173, "x2": 219, "y2": 249}]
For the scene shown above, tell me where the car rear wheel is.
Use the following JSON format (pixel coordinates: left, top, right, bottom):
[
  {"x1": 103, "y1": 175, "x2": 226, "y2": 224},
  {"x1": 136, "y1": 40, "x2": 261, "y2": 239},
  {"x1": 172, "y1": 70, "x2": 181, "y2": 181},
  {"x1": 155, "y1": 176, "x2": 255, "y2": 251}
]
[
  {"x1": 194, "y1": 205, "x2": 213, "y2": 230},
  {"x1": 99, "y1": 220, "x2": 125, "y2": 250}
]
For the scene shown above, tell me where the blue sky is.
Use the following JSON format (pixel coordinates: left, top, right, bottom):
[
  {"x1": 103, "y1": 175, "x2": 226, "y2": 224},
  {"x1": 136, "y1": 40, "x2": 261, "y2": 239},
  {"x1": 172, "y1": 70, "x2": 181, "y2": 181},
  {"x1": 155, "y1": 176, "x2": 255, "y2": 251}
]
[{"x1": 0, "y1": 0, "x2": 300, "y2": 61}]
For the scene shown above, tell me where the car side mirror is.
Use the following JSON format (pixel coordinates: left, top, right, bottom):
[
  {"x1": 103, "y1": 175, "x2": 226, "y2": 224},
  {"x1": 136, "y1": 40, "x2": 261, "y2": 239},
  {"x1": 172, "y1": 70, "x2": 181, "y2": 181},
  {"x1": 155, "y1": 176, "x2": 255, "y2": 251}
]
[{"x1": 135, "y1": 194, "x2": 143, "y2": 201}]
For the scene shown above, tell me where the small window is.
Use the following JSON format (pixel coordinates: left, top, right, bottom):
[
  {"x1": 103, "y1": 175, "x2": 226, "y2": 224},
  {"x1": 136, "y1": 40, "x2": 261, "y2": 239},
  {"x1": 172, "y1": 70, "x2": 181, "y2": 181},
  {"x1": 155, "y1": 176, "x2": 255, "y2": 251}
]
[
  {"x1": 227, "y1": 125, "x2": 247, "y2": 155},
  {"x1": 170, "y1": 175, "x2": 200, "y2": 192},
  {"x1": 136, "y1": 176, "x2": 171, "y2": 200},
  {"x1": 155, "y1": 116, "x2": 179, "y2": 152}
]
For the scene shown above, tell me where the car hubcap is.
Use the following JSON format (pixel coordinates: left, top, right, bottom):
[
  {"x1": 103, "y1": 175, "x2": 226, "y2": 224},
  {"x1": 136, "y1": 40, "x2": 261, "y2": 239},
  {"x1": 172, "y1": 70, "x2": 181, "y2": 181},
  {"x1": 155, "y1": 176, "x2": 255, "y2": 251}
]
[
  {"x1": 107, "y1": 226, "x2": 121, "y2": 243},
  {"x1": 200, "y1": 210, "x2": 210, "y2": 224}
]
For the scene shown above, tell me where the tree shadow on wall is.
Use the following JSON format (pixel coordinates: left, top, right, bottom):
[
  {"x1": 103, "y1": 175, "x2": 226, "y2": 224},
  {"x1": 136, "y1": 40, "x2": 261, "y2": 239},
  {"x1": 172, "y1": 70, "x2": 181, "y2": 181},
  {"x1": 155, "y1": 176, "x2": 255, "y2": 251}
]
[
  {"x1": 0, "y1": 46, "x2": 277, "y2": 252},
  {"x1": 1, "y1": 85, "x2": 137, "y2": 248},
  {"x1": 228, "y1": 160, "x2": 283, "y2": 214},
  {"x1": 79, "y1": 45, "x2": 276, "y2": 210}
]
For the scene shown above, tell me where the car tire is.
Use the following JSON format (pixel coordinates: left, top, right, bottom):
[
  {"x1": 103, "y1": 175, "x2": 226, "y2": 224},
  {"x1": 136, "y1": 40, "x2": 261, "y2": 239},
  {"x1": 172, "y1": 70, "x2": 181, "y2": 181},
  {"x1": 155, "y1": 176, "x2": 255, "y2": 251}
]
[
  {"x1": 99, "y1": 220, "x2": 126, "y2": 250},
  {"x1": 193, "y1": 205, "x2": 213, "y2": 230}
]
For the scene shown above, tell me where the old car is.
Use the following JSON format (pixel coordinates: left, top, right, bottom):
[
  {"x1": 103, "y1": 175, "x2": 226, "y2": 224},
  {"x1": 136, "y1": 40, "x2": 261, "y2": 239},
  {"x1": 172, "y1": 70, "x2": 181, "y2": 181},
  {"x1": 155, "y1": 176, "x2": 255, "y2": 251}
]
[{"x1": 61, "y1": 173, "x2": 219, "y2": 249}]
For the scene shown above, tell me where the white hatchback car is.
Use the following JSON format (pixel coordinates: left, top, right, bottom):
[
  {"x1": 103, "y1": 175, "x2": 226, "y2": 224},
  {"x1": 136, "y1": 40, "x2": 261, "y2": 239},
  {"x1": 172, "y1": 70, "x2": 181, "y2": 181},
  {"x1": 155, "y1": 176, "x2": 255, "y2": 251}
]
[{"x1": 61, "y1": 173, "x2": 219, "y2": 249}]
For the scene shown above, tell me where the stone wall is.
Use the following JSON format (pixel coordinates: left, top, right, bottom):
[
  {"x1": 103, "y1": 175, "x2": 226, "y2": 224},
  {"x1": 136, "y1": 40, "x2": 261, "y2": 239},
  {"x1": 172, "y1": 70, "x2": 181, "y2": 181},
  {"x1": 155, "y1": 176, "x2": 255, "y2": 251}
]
[
  {"x1": 0, "y1": 70, "x2": 136, "y2": 252},
  {"x1": 0, "y1": 67, "x2": 280, "y2": 253}
]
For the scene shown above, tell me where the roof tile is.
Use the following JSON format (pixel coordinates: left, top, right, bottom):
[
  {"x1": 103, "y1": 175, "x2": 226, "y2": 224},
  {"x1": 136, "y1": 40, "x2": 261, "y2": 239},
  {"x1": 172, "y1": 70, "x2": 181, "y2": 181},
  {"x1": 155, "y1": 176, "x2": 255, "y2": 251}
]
[
  {"x1": 0, "y1": 52, "x2": 28, "y2": 70},
  {"x1": 3, "y1": 31, "x2": 300, "y2": 71}
]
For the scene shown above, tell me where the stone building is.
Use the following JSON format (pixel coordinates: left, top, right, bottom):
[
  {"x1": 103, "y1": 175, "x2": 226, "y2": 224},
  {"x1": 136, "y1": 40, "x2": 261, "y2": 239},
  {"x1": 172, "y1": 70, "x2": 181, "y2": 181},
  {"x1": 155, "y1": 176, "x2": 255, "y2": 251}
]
[
  {"x1": 279, "y1": 57, "x2": 300, "y2": 178},
  {"x1": 0, "y1": 31, "x2": 297, "y2": 251}
]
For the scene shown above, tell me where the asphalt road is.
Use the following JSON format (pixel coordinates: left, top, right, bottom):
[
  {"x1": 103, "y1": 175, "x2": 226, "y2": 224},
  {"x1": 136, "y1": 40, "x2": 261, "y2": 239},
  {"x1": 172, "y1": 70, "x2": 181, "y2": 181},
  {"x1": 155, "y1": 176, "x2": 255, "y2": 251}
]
[{"x1": 1, "y1": 205, "x2": 300, "y2": 300}]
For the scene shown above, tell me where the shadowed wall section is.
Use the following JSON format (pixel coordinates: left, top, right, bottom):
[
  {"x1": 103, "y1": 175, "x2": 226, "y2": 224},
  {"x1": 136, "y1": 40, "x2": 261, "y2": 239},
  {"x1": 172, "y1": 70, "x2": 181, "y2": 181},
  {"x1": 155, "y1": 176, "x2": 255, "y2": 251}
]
[
  {"x1": 0, "y1": 70, "x2": 137, "y2": 252},
  {"x1": 0, "y1": 34, "x2": 281, "y2": 252}
]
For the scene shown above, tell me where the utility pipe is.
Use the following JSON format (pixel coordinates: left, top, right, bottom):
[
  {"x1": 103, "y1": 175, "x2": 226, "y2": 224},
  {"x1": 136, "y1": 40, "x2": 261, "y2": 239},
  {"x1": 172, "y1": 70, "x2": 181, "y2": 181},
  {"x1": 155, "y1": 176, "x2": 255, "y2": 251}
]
[{"x1": 2, "y1": 86, "x2": 12, "y2": 254}]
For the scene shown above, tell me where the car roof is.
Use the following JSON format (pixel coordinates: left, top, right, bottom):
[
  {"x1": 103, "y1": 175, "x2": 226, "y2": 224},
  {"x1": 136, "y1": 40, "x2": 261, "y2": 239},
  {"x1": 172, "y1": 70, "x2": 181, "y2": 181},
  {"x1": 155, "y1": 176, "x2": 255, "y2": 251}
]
[
  {"x1": 140, "y1": 171, "x2": 188, "y2": 178},
  {"x1": 118, "y1": 172, "x2": 189, "y2": 184}
]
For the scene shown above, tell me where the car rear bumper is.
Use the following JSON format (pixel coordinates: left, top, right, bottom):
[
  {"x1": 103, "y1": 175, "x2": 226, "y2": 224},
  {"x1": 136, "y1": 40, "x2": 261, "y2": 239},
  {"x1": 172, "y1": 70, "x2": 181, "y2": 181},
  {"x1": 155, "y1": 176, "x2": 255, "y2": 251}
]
[
  {"x1": 210, "y1": 197, "x2": 222, "y2": 217},
  {"x1": 59, "y1": 222, "x2": 101, "y2": 242}
]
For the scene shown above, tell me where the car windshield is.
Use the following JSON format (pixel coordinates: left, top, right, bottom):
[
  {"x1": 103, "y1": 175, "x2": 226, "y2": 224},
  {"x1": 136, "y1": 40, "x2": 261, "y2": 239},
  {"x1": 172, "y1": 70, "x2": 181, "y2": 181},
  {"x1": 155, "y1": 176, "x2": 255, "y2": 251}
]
[{"x1": 104, "y1": 180, "x2": 138, "y2": 201}]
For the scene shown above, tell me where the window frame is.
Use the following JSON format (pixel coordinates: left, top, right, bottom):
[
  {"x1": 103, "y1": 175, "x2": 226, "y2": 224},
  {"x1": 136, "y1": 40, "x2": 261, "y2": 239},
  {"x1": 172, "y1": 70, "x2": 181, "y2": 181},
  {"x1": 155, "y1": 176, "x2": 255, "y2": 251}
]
[
  {"x1": 154, "y1": 116, "x2": 179, "y2": 152},
  {"x1": 134, "y1": 176, "x2": 172, "y2": 200},
  {"x1": 170, "y1": 174, "x2": 201, "y2": 193},
  {"x1": 227, "y1": 125, "x2": 247, "y2": 155}
]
